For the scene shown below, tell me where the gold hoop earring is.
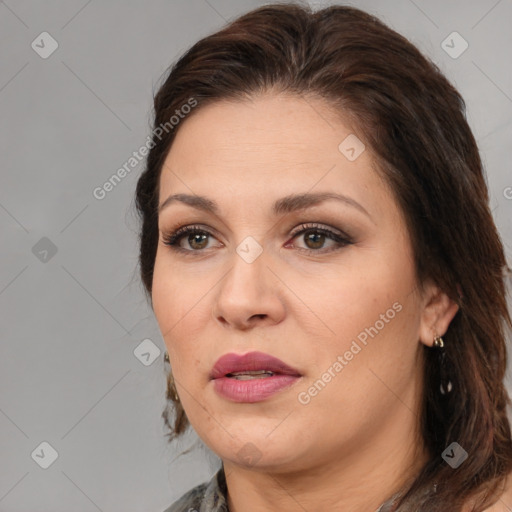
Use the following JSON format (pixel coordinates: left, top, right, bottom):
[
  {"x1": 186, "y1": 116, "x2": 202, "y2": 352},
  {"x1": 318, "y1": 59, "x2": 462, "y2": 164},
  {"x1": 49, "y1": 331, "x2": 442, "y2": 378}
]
[{"x1": 433, "y1": 333, "x2": 444, "y2": 348}]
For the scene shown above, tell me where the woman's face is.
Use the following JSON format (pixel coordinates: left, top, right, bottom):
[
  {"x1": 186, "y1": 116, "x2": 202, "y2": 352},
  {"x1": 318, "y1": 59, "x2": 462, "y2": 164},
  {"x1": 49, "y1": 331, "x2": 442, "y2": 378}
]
[{"x1": 152, "y1": 93, "x2": 442, "y2": 473}]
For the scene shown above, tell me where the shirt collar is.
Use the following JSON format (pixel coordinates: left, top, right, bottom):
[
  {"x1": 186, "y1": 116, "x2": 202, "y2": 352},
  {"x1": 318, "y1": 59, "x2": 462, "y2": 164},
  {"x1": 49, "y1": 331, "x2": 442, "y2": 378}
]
[{"x1": 199, "y1": 464, "x2": 229, "y2": 512}]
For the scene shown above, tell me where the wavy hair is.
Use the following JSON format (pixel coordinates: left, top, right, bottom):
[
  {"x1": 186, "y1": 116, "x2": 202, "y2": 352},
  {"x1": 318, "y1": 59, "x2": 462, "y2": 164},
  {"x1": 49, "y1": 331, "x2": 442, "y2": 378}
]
[{"x1": 134, "y1": 3, "x2": 512, "y2": 510}]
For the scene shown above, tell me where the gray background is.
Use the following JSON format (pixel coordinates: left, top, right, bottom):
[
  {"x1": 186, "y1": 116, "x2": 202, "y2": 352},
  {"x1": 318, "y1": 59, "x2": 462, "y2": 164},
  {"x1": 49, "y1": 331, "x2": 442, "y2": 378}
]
[{"x1": 1, "y1": 0, "x2": 511, "y2": 510}]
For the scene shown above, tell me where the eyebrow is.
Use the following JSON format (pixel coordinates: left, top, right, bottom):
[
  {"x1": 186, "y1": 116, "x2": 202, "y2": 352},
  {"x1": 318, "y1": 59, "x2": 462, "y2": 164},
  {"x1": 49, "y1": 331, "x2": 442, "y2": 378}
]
[{"x1": 158, "y1": 191, "x2": 372, "y2": 220}]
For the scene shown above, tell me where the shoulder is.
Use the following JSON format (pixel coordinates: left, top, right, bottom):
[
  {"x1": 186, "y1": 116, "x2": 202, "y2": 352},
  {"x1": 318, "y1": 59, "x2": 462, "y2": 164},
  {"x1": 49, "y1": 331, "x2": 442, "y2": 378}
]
[
  {"x1": 161, "y1": 466, "x2": 228, "y2": 512},
  {"x1": 161, "y1": 481, "x2": 208, "y2": 512}
]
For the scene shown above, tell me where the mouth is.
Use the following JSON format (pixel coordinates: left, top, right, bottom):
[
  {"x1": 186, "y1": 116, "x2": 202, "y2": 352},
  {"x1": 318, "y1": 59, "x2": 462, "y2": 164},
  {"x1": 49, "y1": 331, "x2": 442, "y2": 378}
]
[
  {"x1": 210, "y1": 351, "x2": 302, "y2": 403},
  {"x1": 210, "y1": 351, "x2": 302, "y2": 380}
]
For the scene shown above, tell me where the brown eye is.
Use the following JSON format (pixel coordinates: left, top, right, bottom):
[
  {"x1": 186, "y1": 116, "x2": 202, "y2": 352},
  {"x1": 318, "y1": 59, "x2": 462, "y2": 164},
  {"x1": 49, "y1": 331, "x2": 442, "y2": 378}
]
[
  {"x1": 162, "y1": 225, "x2": 219, "y2": 253},
  {"x1": 289, "y1": 223, "x2": 353, "y2": 254},
  {"x1": 303, "y1": 231, "x2": 327, "y2": 250},
  {"x1": 187, "y1": 232, "x2": 209, "y2": 250}
]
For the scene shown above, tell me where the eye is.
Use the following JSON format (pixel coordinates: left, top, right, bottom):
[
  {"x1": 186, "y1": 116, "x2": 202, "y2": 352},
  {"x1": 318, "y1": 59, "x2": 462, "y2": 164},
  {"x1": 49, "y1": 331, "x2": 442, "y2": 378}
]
[
  {"x1": 161, "y1": 222, "x2": 353, "y2": 256},
  {"x1": 161, "y1": 225, "x2": 221, "y2": 254},
  {"x1": 286, "y1": 223, "x2": 353, "y2": 254}
]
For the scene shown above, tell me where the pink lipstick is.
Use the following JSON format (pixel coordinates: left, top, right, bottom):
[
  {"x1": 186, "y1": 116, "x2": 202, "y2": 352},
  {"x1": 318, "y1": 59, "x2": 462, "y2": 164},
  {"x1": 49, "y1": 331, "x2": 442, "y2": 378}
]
[{"x1": 210, "y1": 351, "x2": 302, "y2": 403}]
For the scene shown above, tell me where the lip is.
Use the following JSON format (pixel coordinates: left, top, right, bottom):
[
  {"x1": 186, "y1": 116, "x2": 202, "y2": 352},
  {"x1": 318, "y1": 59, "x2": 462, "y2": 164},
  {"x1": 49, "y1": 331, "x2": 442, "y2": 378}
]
[
  {"x1": 210, "y1": 351, "x2": 302, "y2": 403},
  {"x1": 210, "y1": 351, "x2": 301, "y2": 379}
]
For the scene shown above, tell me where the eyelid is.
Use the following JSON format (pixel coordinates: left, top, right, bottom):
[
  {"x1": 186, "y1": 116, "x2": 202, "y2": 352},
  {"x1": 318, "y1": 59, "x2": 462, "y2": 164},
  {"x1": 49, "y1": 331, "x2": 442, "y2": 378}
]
[{"x1": 288, "y1": 222, "x2": 351, "y2": 240}]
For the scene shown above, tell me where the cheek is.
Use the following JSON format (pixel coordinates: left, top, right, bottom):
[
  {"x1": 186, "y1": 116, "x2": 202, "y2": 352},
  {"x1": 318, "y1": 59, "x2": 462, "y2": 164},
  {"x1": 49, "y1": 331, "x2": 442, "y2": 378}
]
[
  {"x1": 293, "y1": 302, "x2": 421, "y2": 456},
  {"x1": 152, "y1": 256, "x2": 188, "y2": 360},
  {"x1": 152, "y1": 252, "x2": 195, "y2": 329},
  {"x1": 297, "y1": 244, "x2": 419, "y2": 397},
  {"x1": 302, "y1": 290, "x2": 421, "y2": 424},
  {"x1": 307, "y1": 254, "x2": 413, "y2": 347},
  {"x1": 152, "y1": 255, "x2": 214, "y2": 376}
]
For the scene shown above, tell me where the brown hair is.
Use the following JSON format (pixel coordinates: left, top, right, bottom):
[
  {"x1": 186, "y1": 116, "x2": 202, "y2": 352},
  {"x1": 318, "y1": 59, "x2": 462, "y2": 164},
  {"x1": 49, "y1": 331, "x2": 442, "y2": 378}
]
[{"x1": 134, "y1": 3, "x2": 512, "y2": 510}]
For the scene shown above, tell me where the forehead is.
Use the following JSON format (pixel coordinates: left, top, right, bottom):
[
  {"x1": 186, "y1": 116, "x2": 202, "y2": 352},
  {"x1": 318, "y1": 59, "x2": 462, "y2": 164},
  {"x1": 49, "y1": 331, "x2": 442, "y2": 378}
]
[
  {"x1": 158, "y1": 93, "x2": 392, "y2": 221},
  {"x1": 165, "y1": 93, "x2": 355, "y2": 166}
]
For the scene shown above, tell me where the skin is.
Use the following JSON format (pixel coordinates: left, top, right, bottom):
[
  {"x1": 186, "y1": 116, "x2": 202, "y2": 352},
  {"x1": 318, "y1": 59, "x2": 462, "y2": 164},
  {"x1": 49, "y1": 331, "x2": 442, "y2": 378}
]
[{"x1": 152, "y1": 92, "x2": 463, "y2": 511}]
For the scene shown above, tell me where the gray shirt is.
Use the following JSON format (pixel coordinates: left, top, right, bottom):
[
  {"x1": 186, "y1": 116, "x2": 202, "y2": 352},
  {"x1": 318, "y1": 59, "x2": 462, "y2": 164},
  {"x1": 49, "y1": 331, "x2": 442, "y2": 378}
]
[{"x1": 163, "y1": 466, "x2": 228, "y2": 512}]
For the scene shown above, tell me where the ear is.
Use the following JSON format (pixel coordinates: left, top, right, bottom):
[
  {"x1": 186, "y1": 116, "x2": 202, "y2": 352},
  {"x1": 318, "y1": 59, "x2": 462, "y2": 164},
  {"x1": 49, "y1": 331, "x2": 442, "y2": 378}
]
[{"x1": 418, "y1": 280, "x2": 460, "y2": 347}]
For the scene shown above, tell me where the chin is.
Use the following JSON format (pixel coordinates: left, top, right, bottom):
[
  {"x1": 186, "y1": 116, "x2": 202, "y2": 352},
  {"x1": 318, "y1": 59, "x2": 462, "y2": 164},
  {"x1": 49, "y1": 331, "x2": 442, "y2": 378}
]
[{"x1": 201, "y1": 425, "x2": 307, "y2": 471}]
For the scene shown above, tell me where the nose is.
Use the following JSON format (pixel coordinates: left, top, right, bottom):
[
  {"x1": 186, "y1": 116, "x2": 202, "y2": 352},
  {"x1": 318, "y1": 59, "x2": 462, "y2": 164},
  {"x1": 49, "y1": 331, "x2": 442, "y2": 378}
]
[{"x1": 211, "y1": 245, "x2": 286, "y2": 330}]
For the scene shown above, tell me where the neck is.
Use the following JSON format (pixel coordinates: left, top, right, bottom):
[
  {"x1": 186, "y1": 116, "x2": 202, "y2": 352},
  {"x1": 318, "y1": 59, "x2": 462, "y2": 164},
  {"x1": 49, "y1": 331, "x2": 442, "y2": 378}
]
[{"x1": 223, "y1": 403, "x2": 428, "y2": 512}]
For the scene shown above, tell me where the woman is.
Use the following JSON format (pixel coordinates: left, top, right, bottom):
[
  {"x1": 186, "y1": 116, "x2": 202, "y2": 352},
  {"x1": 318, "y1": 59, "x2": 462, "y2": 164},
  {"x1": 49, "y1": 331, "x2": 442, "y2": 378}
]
[{"x1": 135, "y1": 3, "x2": 512, "y2": 511}]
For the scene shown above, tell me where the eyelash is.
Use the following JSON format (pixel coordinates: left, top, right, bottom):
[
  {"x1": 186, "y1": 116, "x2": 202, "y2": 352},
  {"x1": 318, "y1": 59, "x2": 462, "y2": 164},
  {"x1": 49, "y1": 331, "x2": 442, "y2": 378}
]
[{"x1": 161, "y1": 222, "x2": 353, "y2": 256}]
